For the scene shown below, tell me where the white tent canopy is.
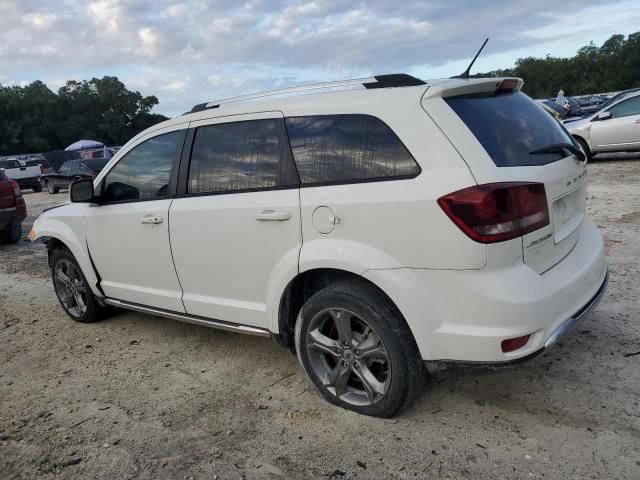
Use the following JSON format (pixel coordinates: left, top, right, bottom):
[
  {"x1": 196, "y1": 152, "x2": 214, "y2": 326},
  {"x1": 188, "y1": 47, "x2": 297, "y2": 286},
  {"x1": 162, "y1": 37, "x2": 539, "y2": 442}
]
[{"x1": 64, "y1": 139, "x2": 105, "y2": 152}]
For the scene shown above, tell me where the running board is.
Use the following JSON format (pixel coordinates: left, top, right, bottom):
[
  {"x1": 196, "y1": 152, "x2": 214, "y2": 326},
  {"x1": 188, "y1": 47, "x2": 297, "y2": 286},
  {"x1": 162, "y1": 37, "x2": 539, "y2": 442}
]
[{"x1": 103, "y1": 298, "x2": 271, "y2": 337}]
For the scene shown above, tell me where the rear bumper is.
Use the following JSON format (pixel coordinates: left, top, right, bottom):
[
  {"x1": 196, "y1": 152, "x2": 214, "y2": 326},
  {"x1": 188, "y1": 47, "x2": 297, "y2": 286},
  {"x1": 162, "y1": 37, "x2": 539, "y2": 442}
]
[{"x1": 364, "y1": 217, "x2": 607, "y2": 362}]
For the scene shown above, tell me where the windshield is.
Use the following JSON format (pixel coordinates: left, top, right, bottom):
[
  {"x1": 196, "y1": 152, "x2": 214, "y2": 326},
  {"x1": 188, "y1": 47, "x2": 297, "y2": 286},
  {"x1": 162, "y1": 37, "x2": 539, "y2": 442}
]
[{"x1": 446, "y1": 91, "x2": 574, "y2": 167}]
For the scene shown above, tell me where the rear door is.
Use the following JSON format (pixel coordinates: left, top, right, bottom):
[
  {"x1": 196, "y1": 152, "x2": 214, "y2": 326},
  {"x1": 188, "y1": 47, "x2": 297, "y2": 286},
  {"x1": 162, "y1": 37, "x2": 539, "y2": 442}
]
[
  {"x1": 427, "y1": 86, "x2": 587, "y2": 273},
  {"x1": 55, "y1": 161, "x2": 72, "y2": 188},
  {"x1": 169, "y1": 112, "x2": 301, "y2": 328},
  {"x1": 590, "y1": 95, "x2": 640, "y2": 151}
]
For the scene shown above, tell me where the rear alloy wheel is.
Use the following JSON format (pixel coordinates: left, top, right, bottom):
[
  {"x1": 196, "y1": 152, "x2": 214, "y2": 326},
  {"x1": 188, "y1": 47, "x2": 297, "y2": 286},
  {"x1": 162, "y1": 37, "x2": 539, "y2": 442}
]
[
  {"x1": 51, "y1": 248, "x2": 107, "y2": 323},
  {"x1": 295, "y1": 279, "x2": 425, "y2": 417},
  {"x1": 46, "y1": 180, "x2": 59, "y2": 194}
]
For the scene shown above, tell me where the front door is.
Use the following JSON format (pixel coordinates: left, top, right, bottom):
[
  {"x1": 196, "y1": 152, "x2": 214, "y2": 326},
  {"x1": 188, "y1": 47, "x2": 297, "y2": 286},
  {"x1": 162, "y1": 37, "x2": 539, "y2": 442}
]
[
  {"x1": 590, "y1": 95, "x2": 640, "y2": 151},
  {"x1": 169, "y1": 112, "x2": 301, "y2": 328},
  {"x1": 85, "y1": 129, "x2": 186, "y2": 312}
]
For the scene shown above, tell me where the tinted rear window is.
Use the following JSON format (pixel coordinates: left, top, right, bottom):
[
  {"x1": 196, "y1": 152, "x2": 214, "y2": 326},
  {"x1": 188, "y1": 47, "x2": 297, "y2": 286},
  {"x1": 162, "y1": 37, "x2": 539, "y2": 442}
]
[
  {"x1": 446, "y1": 91, "x2": 574, "y2": 167},
  {"x1": 286, "y1": 114, "x2": 420, "y2": 185}
]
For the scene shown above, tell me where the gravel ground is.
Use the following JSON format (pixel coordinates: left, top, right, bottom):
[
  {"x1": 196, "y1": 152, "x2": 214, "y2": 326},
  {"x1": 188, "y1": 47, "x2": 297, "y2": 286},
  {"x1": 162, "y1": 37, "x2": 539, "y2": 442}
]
[{"x1": 1, "y1": 157, "x2": 639, "y2": 479}]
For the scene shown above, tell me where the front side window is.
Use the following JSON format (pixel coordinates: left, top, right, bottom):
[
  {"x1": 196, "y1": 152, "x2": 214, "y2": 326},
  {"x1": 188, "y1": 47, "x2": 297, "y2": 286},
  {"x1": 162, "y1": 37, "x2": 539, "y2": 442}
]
[
  {"x1": 285, "y1": 114, "x2": 420, "y2": 185},
  {"x1": 102, "y1": 131, "x2": 181, "y2": 203},
  {"x1": 188, "y1": 119, "x2": 297, "y2": 194},
  {"x1": 607, "y1": 96, "x2": 640, "y2": 119},
  {"x1": 59, "y1": 162, "x2": 71, "y2": 175}
]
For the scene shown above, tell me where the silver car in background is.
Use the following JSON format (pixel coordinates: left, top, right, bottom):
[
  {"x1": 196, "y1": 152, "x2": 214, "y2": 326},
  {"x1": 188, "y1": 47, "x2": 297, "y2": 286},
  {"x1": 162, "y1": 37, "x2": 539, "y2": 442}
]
[{"x1": 567, "y1": 91, "x2": 640, "y2": 160}]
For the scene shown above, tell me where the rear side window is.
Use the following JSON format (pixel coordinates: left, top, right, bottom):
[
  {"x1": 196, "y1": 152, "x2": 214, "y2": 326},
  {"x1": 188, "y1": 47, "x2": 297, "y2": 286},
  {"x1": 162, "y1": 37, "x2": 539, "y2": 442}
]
[
  {"x1": 446, "y1": 91, "x2": 575, "y2": 167},
  {"x1": 285, "y1": 114, "x2": 420, "y2": 185},
  {"x1": 102, "y1": 131, "x2": 181, "y2": 202},
  {"x1": 188, "y1": 119, "x2": 298, "y2": 194}
]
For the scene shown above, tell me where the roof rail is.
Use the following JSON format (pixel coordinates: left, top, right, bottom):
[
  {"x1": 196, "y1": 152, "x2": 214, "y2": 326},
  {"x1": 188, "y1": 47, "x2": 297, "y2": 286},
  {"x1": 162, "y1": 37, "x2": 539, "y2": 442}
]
[{"x1": 190, "y1": 73, "x2": 425, "y2": 113}]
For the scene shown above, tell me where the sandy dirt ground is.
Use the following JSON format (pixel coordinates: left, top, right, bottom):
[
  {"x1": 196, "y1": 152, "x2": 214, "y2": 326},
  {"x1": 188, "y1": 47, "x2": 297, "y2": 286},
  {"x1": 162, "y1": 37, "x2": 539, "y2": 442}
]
[{"x1": 1, "y1": 157, "x2": 639, "y2": 479}]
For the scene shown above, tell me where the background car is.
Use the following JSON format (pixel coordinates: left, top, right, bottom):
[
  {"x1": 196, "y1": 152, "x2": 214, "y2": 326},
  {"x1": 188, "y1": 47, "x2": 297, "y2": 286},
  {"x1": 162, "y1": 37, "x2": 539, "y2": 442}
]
[
  {"x1": 0, "y1": 169, "x2": 27, "y2": 244},
  {"x1": 0, "y1": 158, "x2": 43, "y2": 192},
  {"x1": 42, "y1": 158, "x2": 110, "y2": 194},
  {"x1": 567, "y1": 90, "x2": 640, "y2": 159}
]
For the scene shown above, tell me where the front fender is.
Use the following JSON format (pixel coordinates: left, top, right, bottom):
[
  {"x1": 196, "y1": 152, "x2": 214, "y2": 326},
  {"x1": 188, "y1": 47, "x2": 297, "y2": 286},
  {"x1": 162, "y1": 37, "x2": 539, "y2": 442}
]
[{"x1": 30, "y1": 212, "x2": 102, "y2": 298}]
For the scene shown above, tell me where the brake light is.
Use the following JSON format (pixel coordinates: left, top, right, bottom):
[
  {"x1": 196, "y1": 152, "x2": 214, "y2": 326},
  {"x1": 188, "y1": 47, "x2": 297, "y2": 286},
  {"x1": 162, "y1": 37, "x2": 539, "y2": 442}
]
[
  {"x1": 91, "y1": 170, "x2": 98, "y2": 178},
  {"x1": 438, "y1": 182, "x2": 549, "y2": 243},
  {"x1": 9, "y1": 180, "x2": 22, "y2": 198},
  {"x1": 40, "y1": 165, "x2": 44, "y2": 174},
  {"x1": 497, "y1": 79, "x2": 518, "y2": 92}
]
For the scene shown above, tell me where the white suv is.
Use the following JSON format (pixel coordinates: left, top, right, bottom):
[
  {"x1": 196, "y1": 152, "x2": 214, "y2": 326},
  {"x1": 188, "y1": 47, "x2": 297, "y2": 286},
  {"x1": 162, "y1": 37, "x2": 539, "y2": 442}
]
[{"x1": 30, "y1": 74, "x2": 607, "y2": 417}]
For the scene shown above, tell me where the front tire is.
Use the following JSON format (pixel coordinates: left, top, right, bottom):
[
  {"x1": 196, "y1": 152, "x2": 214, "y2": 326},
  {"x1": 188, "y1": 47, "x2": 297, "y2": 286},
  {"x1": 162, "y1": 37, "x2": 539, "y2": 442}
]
[
  {"x1": 295, "y1": 279, "x2": 425, "y2": 417},
  {"x1": 46, "y1": 180, "x2": 59, "y2": 194},
  {"x1": 50, "y1": 247, "x2": 107, "y2": 323}
]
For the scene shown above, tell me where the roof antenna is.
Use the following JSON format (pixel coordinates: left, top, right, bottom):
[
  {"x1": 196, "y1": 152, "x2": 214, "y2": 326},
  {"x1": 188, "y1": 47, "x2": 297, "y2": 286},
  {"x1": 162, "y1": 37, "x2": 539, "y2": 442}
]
[{"x1": 453, "y1": 38, "x2": 489, "y2": 79}]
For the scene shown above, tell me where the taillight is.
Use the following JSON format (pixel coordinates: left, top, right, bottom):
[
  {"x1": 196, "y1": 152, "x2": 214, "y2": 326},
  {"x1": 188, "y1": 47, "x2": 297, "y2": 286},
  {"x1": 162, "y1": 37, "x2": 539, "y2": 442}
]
[
  {"x1": 91, "y1": 170, "x2": 98, "y2": 178},
  {"x1": 40, "y1": 165, "x2": 44, "y2": 174},
  {"x1": 438, "y1": 182, "x2": 549, "y2": 243},
  {"x1": 9, "y1": 180, "x2": 22, "y2": 198}
]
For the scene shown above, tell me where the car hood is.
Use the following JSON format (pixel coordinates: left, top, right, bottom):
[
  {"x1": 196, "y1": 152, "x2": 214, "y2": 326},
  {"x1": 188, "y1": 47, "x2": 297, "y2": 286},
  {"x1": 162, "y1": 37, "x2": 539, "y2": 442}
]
[{"x1": 565, "y1": 116, "x2": 590, "y2": 131}]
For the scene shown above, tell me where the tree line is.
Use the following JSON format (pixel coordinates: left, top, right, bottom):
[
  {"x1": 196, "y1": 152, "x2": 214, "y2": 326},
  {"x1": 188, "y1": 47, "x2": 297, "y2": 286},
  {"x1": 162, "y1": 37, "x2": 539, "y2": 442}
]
[
  {"x1": 2, "y1": 32, "x2": 639, "y2": 155},
  {"x1": 475, "y1": 32, "x2": 640, "y2": 98},
  {"x1": 0, "y1": 77, "x2": 167, "y2": 156}
]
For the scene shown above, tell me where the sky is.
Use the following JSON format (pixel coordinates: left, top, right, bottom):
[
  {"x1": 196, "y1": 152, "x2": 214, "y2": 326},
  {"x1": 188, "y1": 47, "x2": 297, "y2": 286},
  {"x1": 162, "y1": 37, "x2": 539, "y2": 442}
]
[{"x1": 1, "y1": 0, "x2": 639, "y2": 117}]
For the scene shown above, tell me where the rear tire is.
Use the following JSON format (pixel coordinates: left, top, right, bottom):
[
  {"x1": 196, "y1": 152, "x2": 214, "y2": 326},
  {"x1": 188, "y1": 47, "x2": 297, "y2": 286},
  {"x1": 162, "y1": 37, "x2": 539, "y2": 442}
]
[
  {"x1": 50, "y1": 247, "x2": 108, "y2": 323},
  {"x1": 46, "y1": 180, "x2": 59, "y2": 194},
  {"x1": 33, "y1": 182, "x2": 42, "y2": 193},
  {"x1": 574, "y1": 137, "x2": 592, "y2": 161},
  {"x1": 0, "y1": 223, "x2": 22, "y2": 244},
  {"x1": 295, "y1": 279, "x2": 425, "y2": 417}
]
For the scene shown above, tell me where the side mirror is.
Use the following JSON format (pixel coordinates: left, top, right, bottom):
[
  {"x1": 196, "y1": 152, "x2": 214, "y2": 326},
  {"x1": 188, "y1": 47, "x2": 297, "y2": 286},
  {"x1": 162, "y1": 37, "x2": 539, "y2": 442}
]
[
  {"x1": 596, "y1": 111, "x2": 612, "y2": 121},
  {"x1": 70, "y1": 178, "x2": 94, "y2": 203}
]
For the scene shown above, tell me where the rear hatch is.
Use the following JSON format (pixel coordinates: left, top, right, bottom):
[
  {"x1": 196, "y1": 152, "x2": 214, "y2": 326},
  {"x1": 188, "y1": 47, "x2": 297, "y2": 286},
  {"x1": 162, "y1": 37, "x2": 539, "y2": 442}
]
[{"x1": 426, "y1": 80, "x2": 587, "y2": 273}]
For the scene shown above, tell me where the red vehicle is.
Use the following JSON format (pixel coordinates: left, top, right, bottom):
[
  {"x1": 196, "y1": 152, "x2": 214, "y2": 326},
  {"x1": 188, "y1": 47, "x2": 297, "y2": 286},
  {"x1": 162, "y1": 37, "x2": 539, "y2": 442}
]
[{"x1": 0, "y1": 169, "x2": 27, "y2": 244}]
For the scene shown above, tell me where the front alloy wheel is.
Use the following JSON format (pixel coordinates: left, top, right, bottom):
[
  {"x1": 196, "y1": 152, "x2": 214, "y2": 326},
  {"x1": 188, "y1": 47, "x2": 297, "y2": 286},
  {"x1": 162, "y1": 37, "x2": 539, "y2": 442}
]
[
  {"x1": 50, "y1": 248, "x2": 107, "y2": 323},
  {"x1": 53, "y1": 258, "x2": 88, "y2": 317}
]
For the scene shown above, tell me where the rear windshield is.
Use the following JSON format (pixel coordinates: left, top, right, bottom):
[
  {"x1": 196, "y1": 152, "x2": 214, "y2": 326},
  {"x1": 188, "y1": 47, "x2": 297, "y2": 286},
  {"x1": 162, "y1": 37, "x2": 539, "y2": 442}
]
[
  {"x1": 82, "y1": 159, "x2": 109, "y2": 170},
  {"x1": 446, "y1": 91, "x2": 574, "y2": 167}
]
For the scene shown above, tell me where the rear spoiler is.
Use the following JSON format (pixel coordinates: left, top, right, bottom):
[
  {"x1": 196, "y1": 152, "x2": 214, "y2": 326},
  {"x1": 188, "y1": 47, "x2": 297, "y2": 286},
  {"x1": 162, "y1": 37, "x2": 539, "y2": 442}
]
[{"x1": 422, "y1": 77, "x2": 524, "y2": 100}]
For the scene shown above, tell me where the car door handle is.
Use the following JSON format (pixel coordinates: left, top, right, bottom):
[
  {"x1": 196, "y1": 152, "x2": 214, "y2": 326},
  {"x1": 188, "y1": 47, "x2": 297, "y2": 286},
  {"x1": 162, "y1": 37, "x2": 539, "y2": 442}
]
[
  {"x1": 254, "y1": 210, "x2": 291, "y2": 221},
  {"x1": 140, "y1": 215, "x2": 163, "y2": 224}
]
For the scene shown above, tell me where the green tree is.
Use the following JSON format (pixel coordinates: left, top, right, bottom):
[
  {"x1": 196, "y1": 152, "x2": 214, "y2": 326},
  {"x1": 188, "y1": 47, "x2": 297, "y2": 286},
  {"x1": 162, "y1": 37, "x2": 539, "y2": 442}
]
[{"x1": 0, "y1": 76, "x2": 168, "y2": 155}]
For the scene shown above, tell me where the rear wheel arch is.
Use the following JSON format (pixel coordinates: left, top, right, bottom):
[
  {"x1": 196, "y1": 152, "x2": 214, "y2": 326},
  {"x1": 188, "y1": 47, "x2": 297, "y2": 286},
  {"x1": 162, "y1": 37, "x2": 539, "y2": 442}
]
[{"x1": 276, "y1": 268, "x2": 414, "y2": 352}]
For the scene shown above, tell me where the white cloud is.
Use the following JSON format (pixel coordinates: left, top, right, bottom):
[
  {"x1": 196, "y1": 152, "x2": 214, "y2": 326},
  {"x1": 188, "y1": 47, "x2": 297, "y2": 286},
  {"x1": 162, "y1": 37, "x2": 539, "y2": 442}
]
[{"x1": 0, "y1": 0, "x2": 635, "y2": 117}]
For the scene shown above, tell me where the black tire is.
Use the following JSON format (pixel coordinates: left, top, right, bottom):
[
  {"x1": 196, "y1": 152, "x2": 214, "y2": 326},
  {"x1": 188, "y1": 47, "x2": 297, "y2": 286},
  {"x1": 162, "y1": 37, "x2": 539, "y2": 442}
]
[
  {"x1": 46, "y1": 180, "x2": 59, "y2": 194},
  {"x1": 295, "y1": 279, "x2": 425, "y2": 417},
  {"x1": 0, "y1": 223, "x2": 22, "y2": 244},
  {"x1": 33, "y1": 182, "x2": 42, "y2": 193},
  {"x1": 574, "y1": 137, "x2": 593, "y2": 161},
  {"x1": 50, "y1": 247, "x2": 108, "y2": 323}
]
